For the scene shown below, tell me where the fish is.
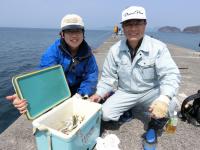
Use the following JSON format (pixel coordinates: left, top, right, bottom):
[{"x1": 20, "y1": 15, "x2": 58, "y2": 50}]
[{"x1": 60, "y1": 114, "x2": 85, "y2": 135}]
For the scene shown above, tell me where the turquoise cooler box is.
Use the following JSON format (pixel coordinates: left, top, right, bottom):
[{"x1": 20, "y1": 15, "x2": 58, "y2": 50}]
[{"x1": 12, "y1": 65, "x2": 102, "y2": 150}]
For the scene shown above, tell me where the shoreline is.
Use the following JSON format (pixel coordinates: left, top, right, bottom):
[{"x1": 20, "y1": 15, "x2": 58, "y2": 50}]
[
  {"x1": 93, "y1": 34, "x2": 200, "y2": 54},
  {"x1": 1, "y1": 35, "x2": 200, "y2": 150},
  {"x1": 166, "y1": 43, "x2": 200, "y2": 57}
]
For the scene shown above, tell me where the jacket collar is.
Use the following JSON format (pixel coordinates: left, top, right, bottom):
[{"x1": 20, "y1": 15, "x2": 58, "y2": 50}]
[
  {"x1": 59, "y1": 39, "x2": 92, "y2": 60},
  {"x1": 120, "y1": 35, "x2": 150, "y2": 53}
]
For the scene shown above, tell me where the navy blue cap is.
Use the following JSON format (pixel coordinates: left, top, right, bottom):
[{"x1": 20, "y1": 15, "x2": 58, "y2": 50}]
[{"x1": 62, "y1": 25, "x2": 84, "y2": 31}]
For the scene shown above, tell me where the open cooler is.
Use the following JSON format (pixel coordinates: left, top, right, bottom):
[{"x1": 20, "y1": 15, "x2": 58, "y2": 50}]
[{"x1": 12, "y1": 65, "x2": 102, "y2": 150}]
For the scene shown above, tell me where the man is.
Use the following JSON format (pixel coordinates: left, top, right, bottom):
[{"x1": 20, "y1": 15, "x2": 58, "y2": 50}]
[
  {"x1": 113, "y1": 25, "x2": 119, "y2": 36},
  {"x1": 90, "y1": 6, "x2": 181, "y2": 133},
  {"x1": 6, "y1": 14, "x2": 98, "y2": 114}
]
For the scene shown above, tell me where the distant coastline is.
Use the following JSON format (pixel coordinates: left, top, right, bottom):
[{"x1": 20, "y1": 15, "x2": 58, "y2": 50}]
[
  {"x1": 1, "y1": 26, "x2": 200, "y2": 33},
  {"x1": 158, "y1": 25, "x2": 200, "y2": 33}
]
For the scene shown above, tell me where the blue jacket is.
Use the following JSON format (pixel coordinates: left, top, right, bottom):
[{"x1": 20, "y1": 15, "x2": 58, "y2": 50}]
[{"x1": 39, "y1": 39, "x2": 98, "y2": 96}]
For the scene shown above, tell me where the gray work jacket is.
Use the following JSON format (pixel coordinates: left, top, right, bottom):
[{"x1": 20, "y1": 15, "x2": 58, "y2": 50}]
[{"x1": 97, "y1": 35, "x2": 181, "y2": 98}]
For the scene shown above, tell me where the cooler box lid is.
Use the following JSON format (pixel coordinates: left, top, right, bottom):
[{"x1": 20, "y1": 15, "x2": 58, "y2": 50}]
[{"x1": 12, "y1": 65, "x2": 71, "y2": 120}]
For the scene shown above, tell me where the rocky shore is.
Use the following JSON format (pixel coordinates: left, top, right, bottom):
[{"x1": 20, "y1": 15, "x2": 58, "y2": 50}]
[{"x1": 0, "y1": 35, "x2": 200, "y2": 150}]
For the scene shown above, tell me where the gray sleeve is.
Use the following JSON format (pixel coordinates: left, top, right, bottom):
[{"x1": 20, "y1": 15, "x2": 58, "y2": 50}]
[
  {"x1": 96, "y1": 48, "x2": 118, "y2": 97},
  {"x1": 156, "y1": 46, "x2": 181, "y2": 98}
]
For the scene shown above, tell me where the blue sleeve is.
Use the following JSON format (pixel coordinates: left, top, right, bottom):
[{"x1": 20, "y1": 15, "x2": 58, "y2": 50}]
[
  {"x1": 77, "y1": 55, "x2": 98, "y2": 96},
  {"x1": 39, "y1": 42, "x2": 59, "y2": 69}
]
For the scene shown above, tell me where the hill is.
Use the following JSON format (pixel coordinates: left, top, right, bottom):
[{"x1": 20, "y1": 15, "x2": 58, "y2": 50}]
[
  {"x1": 158, "y1": 26, "x2": 181, "y2": 33},
  {"x1": 183, "y1": 25, "x2": 200, "y2": 33}
]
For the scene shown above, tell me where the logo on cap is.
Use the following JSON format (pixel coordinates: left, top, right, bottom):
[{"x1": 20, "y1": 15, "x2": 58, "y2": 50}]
[
  {"x1": 121, "y1": 6, "x2": 146, "y2": 23},
  {"x1": 124, "y1": 10, "x2": 144, "y2": 17}
]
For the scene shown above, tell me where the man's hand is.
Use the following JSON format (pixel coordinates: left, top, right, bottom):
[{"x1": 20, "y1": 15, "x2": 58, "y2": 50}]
[
  {"x1": 89, "y1": 94, "x2": 102, "y2": 103},
  {"x1": 6, "y1": 94, "x2": 27, "y2": 114},
  {"x1": 149, "y1": 95, "x2": 170, "y2": 119}
]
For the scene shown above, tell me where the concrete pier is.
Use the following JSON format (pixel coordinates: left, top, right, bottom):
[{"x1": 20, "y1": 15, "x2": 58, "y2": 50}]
[{"x1": 1, "y1": 35, "x2": 200, "y2": 150}]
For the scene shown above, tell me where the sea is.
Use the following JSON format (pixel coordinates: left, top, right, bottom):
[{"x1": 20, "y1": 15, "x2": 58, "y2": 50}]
[{"x1": 0, "y1": 27, "x2": 199, "y2": 133}]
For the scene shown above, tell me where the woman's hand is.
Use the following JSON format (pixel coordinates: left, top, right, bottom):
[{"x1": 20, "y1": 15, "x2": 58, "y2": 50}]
[
  {"x1": 6, "y1": 94, "x2": 27, "y2": 114},
  {"x1": 89, "y1": 94, "x2": 102, "y2": 103}
]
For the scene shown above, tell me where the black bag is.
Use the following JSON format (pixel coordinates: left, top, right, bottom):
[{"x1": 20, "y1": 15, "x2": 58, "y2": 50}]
[{"x1": 180, "y1": 90, "x2": 200, "y2": 126}]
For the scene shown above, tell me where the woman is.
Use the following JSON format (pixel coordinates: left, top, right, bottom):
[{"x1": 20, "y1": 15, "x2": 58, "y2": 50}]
[{"x1": 6, "y1": 14, "x2": 98, "y2": 114}]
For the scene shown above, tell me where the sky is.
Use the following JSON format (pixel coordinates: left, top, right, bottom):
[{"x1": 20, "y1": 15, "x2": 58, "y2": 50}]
[{"x1": 0, "y1": 0, "x2": 199, "y2": 30}]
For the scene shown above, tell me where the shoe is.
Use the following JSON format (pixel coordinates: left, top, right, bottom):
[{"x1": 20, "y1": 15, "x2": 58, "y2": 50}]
[
  {"x1": 148, "y1": 118, "x2": 168, "y2": 130},
  {"x1": 143, "y1": 128, "x2": 157, "y2": 150},
  {"x1": 148, "y1": 118, "x2": 168, "y2": 136},
  {"x1": 119, "y1": 109, "x2": 133, "y2": 123},
  {"x1": 145, "y1": 128, "x2": 157, "y2": 142}
]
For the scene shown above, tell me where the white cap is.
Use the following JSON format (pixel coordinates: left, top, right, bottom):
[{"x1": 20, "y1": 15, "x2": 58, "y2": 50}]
[
  {"x1": 60, "y1": 14, "x2": 84, "y2": 31},
  {"x1": 121, "y1": 6, "x2": 147, "y2": 23}
]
